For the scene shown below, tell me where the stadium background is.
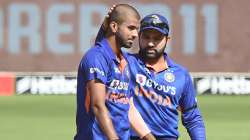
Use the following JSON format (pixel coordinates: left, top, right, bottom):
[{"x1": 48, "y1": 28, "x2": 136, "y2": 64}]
[{"x1": 0, "y1": 0, "x2": 250, "y2": 139}]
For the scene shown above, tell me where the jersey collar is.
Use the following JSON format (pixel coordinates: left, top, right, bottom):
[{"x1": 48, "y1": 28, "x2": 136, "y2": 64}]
[
  {"x1": 164, "y1": 53, "x2": 175, "y2": 68},
  {"x1": 137, "y1": 53, "x2": 175, "y2": 69},
  {"x1": 96, "y1": 38, "x2": 118, "y2": 62}
]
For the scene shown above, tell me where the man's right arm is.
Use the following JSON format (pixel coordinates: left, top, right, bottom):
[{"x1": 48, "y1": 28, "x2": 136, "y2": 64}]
[
  {"x1": 129, "y1": 97, "x2": 156, "y2": 140},
  {"x1": 87, "y1": 80, "x2": 119, "y2": 140},
  {"x1": 81, "y1": 51, "x2": 119, "y2": 139}
]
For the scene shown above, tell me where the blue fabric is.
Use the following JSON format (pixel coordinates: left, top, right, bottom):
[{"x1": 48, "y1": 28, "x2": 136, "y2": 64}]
[
  {"x1": 127, "y1": 53, "x2": 206, "y2": 139},
  {"x1": 94, "y1": 17, "x2": 205, "y2": 139},
  {"x1": 140, "y1": 14, "x2": 170, "y2": 36},
  {"x1": 74, "y1": 39, "x2": 132, "y2": 140}
]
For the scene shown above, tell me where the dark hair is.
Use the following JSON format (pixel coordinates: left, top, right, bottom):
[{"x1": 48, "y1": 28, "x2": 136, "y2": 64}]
[{"x1": 108, "y1": 4, "x2": 140, "y2": 25}]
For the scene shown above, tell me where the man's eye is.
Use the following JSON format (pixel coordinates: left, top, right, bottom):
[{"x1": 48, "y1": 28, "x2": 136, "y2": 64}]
[
  {"x1": 142, "y1": 35, "x2": 150, "y2": 39},
  {"x1": 128, "y1": 27, "x2": 133, "y2": 30},
  {"x1": 128, "y1": 26, "x2": 136, "y2": 30}
]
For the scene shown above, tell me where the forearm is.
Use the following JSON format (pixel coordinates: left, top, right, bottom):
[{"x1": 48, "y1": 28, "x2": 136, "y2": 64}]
[
  {"x1": 93, "y1": 105, "x2": 119, "y2": 140},
  {"x1": 182, "y1": 108, "x2": 206, "y2": 140},
  {"x1": 129, "y1": 98, "x2": 155, "y2": 140},
  {"x1": 88, "y1": 80, "x2": 119, "y2": 140},
  {"x1": 129, "y1": 109, "x2": 151, "y2": 138},
  {"x1": 188, "y1": 123, "x2": 206, "y2": 140}
]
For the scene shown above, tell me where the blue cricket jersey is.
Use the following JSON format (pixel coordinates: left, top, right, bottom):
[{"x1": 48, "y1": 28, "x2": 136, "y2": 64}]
[
  {"x1": 127, "y1": 53, "x2": 206, "y2": 140},
  {"x1": 74, "y1": 39, "x2": 132, "y2": 140}
]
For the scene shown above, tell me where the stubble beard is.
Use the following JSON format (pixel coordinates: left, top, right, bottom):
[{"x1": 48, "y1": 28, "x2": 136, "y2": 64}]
[{"x1": 139, "y1": 44, "x2": 166, "y2": 61}]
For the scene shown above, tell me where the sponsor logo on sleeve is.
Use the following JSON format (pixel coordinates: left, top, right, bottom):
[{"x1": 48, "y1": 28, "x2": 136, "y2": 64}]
[{"x1": 89, "y1": 67, "x2": 105, "y2": 76}]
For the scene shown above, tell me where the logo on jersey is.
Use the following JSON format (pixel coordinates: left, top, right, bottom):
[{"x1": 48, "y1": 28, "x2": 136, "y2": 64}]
[
  {"x1": 136, "y1": 74, "x2": 147, "y2": 85},
  {"x1": 89, "y1": 67, "x2": 105, "y2": 76},
  {"x1": 144, "y1": 67, "x2": 151, "y2": 75},
  {"x1": 164, "y1": 72, "x2": 175, "y2": 83},
  {"x1": 109, "y1": 79, "x2": 129, "y2": 91},
  {"x1": 106, "y1": 92, "x2": 129, "y2": 104},
  {"x1": 134, "y1": 85, "x2": 172, "y2": 108},
  {"x1": 136, "y1": 74, "x2": 176, "y2": 95}
]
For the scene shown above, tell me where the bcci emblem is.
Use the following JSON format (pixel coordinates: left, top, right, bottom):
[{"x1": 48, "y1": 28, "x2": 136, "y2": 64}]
[{"x1": 164, "y1": 72, "x2": 175, "y2": 83}]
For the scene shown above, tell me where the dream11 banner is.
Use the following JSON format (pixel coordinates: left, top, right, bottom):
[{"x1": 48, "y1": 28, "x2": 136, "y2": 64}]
[{"x1": 0, "y1": 0, "x2": 250, "y2": 72}]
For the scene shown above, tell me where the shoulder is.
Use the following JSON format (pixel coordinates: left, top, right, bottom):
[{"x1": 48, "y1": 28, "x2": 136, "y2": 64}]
[
  {"x1": 85, "y1": 45, "x2": 104, "y2": 58},
  {"x1": 79, "y1": 45, "x2": 108, "y2": 68},
  {"x1": 169, "y1": 57, "x2": 190, "y2": 76},
  {"x1": 124, "y1": 52, "x2": 139, "y2": 63},
  {"x1": 173, "y1": 63, "x2": 192, "y2": 84},
  {"x1": 83, "y1": 45, "x2": 108, "y2": 62}
]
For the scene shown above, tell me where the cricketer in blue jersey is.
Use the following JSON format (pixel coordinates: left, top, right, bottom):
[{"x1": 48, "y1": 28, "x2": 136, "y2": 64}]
[
  {"x1": 96, "y1": 13, "x2": 206, "y2": 140},
  {"x1": 74, "y1": 4, "x2": 155, "y2": 140},
  {"x1": 128, "y1": 14, "x2": 206, "y2": 140}
]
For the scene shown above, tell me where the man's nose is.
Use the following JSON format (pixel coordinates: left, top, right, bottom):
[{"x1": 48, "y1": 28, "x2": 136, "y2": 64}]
[
  {"x1": 148, "y1": 42, "x2": 154, "y2": 48},
  {"x1": 131, "y1": 30, "x2": 138, "y2": 38}
]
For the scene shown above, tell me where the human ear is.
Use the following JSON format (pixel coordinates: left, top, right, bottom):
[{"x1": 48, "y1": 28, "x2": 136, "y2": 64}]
[
  {"x1": 165, "y1": 36, "x2": 170, "y2": 43},
  {"x1": 109, "y1": 21, "x2": 118, "y2": 33}
]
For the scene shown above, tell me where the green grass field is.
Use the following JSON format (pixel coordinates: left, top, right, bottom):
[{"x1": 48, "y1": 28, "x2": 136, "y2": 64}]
[{"x1": 1, "y1": 95, "x2": 250, "y2": 140}]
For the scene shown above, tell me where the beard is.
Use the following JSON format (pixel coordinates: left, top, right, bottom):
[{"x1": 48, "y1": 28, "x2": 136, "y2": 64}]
[
  {"x1": 122, "y1": 41, "x2": 133, "y2": 49},
  {"x1": 139, "y1": 44, "x2": 166, "y2": 60},
  {"x1": 115, "y1": 32, "x2": 133, "y2": 49}
]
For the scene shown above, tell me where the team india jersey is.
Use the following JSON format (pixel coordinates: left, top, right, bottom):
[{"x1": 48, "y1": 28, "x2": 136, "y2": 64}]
[
  {"x1": 127, "y1": 53, "x2": 205, "y2": 139},
  {"x1": 74, "y1": 39, "x2": 132, "y2": 140}
]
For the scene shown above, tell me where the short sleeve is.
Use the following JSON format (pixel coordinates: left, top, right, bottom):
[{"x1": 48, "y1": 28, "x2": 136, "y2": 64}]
[{"x1": 80, "y1": 52, "x2": 109, "y2": 84}]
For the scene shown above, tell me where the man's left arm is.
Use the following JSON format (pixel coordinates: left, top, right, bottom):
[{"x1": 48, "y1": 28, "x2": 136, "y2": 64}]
[
  {"x1": 179, "y1": 72, "x2": 206, "y2": 140},
  {"x1": 95, "y1": 5, "x2": 115, "y2": 43},
  {"x1": 129, "y1": 97, "x2": 156, "y2": 140}
]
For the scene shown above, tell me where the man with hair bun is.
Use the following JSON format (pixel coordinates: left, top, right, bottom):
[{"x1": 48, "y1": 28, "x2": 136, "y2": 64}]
[
  {"x1": 96, "y1": 9, "x2": 206, "y2": 140},
  {"x1": 74, "y1": 4, "x2": 155, "y2": 140}
]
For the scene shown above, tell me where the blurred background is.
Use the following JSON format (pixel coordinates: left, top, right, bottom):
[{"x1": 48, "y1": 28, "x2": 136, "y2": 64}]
[{"x1": 0, "y1": 0, "x2": 250, "y2": 140}]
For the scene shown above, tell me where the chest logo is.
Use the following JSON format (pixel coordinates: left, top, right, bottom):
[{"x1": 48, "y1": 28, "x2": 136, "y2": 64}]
[
  {"x1": 164, "y1": 72, "x2": 175, "y2": 83},
  {"x1": 136, "y1": 74, "x2": 147, "y2": 85}
]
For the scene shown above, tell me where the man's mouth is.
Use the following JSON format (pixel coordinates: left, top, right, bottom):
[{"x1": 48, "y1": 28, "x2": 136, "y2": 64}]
[
  {"x1": 128, "y1": 40, "x2": 133, "y2": 43},
  {"x1": 146, "y1": 48, "x2": 156, "y2": 53}
]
